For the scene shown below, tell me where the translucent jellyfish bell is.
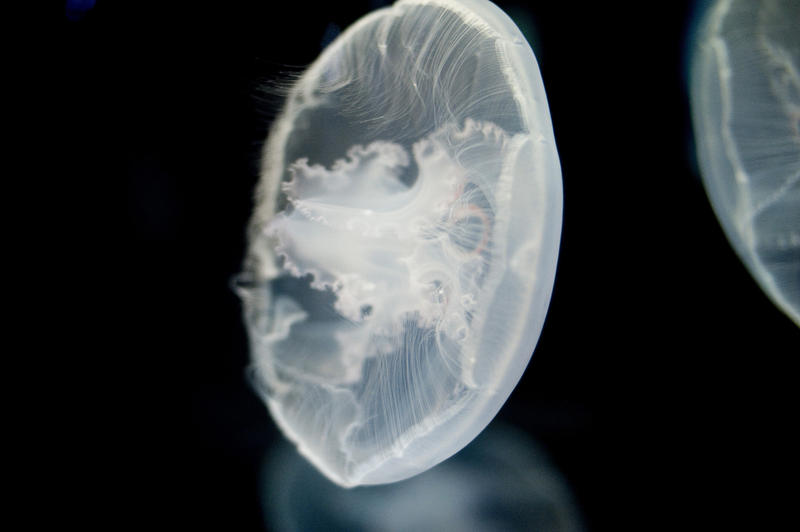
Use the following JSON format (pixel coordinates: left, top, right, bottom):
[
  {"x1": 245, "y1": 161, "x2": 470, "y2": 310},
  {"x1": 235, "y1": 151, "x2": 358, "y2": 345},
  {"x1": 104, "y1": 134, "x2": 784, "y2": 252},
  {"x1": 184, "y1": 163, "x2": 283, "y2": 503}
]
[
  {"x1": 238, "y1": 0, "x2": 562, "y2": 487},
  {"x1": 690, "y1": 0, "x2": 800, "y2": 326}
]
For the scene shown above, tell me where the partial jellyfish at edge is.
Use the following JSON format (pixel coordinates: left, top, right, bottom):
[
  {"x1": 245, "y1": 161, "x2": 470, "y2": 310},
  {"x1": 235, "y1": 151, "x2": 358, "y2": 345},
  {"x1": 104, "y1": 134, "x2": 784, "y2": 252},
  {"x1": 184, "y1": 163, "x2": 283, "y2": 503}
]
[{"x1": 689, "y1": 0, "x2": 800, "y2": 326}]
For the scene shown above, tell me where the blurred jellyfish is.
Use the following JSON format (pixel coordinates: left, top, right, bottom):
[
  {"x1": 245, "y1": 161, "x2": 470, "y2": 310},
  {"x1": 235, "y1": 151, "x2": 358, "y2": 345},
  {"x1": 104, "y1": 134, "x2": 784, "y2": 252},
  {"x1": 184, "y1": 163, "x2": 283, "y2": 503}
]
[
  {"x1": 262, "y1": 425, "x2": 584, "y2": 532},
  {"x1": 690, "y1": 0, "x2": 800, "y2": 326},
  {"x1": 237, "y1": 0, "x2": 562, "y2": 487}
]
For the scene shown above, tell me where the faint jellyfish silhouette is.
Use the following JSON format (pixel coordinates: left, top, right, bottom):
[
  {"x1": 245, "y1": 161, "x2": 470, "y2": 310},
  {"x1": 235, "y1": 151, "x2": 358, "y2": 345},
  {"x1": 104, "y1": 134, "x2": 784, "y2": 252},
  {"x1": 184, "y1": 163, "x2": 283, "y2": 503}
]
[
  {"x1": 237, "y1": 0, "x2": 562, "y2": 487},
  {"x1": 262, "y1": 425, "x2": 584, "y2": 532},
  {"x1": 689, "y1": 0, "x2": 799, "y2": 326}
]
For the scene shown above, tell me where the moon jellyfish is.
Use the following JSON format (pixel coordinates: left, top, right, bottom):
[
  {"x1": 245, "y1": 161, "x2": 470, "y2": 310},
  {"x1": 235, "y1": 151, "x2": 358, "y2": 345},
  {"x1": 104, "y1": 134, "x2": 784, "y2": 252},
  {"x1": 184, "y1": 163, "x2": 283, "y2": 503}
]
[
  {"x1": 690, "y1": 0, "x2": 800, "y2": 326},
  {"x1": 263, "y1": 426, "x2": 584, "y2": 532},
  {"x1": 238, "y1": 0, "x2": 562, "y2": 487}
]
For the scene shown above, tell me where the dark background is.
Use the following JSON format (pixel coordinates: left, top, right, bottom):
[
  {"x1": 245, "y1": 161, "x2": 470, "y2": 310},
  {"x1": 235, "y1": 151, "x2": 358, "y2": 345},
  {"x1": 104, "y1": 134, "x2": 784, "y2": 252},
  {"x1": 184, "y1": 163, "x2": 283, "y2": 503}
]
[{"x1": 49, "y1": 0, "x2": 798, "y2": 530}]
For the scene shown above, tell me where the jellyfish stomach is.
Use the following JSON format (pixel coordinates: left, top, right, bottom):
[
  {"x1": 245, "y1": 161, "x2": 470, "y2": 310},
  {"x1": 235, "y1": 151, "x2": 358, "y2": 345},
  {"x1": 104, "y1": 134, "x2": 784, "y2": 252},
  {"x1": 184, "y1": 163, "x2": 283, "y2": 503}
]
[{"x1": 268, "y1": 132, "x2": 504, "y2": 376}]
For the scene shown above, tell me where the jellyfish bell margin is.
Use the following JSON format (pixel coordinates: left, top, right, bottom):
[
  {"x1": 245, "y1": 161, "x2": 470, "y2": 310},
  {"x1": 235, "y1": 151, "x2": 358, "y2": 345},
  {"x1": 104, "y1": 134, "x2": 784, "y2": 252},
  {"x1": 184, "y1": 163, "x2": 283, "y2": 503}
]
[
  {"x1": 238, "y1": 0, "x2": 563, "y2": 487},
  {"x1": 690, "y1": 0, "x2": 800, "y2": 327}
]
